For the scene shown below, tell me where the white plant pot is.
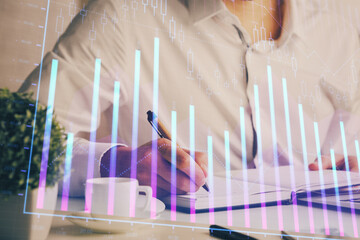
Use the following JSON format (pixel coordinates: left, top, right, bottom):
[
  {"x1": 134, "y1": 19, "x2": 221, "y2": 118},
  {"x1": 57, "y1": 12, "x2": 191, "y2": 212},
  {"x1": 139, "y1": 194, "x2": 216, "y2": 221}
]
[{"x1": 0, "y1": 184, "x2": 58, "y2": 240}]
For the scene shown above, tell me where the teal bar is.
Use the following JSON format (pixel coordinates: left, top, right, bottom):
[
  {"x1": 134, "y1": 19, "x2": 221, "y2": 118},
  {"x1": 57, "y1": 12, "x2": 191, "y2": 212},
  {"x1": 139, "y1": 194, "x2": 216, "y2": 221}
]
[{"x1": 36, "y1": 59, "x2": 59, "y2": 209}]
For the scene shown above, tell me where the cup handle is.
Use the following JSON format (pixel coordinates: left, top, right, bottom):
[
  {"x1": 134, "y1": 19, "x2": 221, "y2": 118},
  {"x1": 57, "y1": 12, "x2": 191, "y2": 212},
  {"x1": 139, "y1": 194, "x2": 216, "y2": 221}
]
[{"x1": 137, "y1": 186, "x2": 152, "y2": 212}]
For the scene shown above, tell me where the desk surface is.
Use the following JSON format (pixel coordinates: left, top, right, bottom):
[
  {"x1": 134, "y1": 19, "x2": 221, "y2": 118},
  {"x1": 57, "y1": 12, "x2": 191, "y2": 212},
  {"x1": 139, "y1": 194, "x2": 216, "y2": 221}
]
[{"x1": 47, "y1": 197, "x2": 359, "y2": 239}]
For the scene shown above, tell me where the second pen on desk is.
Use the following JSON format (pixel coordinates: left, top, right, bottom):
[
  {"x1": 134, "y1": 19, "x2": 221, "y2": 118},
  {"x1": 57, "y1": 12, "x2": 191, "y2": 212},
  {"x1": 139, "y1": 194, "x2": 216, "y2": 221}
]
[{"x1": 146, "y1": 110, "x2": 210, "y2": 192}]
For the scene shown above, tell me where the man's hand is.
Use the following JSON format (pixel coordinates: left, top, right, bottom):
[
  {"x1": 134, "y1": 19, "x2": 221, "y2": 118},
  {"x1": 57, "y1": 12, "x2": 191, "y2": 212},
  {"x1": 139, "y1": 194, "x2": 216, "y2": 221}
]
[
  {"x1": 308, "y1": 154, "x2": 359, "y2": 172},
  {"x1": 100, "y1": 138, "x2": 208, "y2": 197}
]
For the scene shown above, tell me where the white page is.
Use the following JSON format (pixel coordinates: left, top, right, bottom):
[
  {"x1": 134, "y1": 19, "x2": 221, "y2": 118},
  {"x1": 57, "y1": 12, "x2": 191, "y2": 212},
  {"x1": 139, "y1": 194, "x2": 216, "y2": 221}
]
[
  {"x1": 224, "y1": 166, "x2": 360, "y2": 191},
  {"x1": 171, "y1": 176, "x2": 290, "y2": 210},
  {"x1": 165, "y1": 168, "x2": 360, "y2": 210}
]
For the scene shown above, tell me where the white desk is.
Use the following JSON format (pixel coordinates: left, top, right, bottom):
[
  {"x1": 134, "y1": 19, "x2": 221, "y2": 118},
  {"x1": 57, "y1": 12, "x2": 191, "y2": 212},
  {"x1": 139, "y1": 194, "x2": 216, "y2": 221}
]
[{"x1": 48, "y1": 196, "x2": 359, "y2": 239}]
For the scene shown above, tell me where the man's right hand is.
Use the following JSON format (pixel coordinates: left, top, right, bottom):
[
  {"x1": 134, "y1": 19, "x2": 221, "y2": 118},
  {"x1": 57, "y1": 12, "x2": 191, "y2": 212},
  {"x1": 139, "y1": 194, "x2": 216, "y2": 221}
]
[{"x1": 100, "y1": 138, "x2": 208, "y2": 197}]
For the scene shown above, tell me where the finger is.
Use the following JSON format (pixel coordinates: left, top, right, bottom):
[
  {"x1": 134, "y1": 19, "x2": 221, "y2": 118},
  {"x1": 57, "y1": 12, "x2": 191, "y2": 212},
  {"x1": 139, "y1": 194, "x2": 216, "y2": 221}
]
[
  {"x1": 156, "y1": 188, "x2": 170, "y2": 198},
  {"x1": 137, "y1": 167, "x2": 189, "y2": 196},
  {"x1": 330, "y1": 155, "x2": 359, "y2": 172},
  {"x1": 156, "y1": 157, "x2": 199, "y2": 192},
  {"x1": 182, "y1": 149, "x2": 208, "y2": 177},
  {"x1": 156, "y1": 186, "x2": 188, "y2": 198},
  {"x1": 157, "y1": 139, "x2": 206, "y2": 188},
  {"x1": 347, "y1": 156, "x2": 359, "y2": 172},
  {"x1": 309, "y1": 154, "x2": 344, "y2": 171},
  {"x1": 157, "y1": 174, "x2": 199, "y2": 196},
  {"x1": 136, "y1": 141, "x2": 203, "y2": 193},
  {"x1": 308, "y1": 162, "x2": 319, "y2": 171},
  {"x1": 156, "y1": 175, "x2": 187, "y2": 196}
]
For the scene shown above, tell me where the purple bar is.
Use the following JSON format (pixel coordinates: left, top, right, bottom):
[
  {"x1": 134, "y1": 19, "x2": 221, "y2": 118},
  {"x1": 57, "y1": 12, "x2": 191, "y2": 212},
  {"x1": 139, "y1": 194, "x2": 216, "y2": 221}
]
[
  {"x1": 129, "y1": 50, "x2": 141, "y2": 217},
  {"x1": 189, "y1": 105, "x2": 196, "y2": 222},
  {"x1": 356, "y1": 140, "x2": 360, "y2": 175},
  {"x1": 330, "y1": 149, "x2": 344, "y2": 237},
  {"x1": 339, "y1": 121, "x2": 359, "y2": 238},
  {"x1": 84, "y1": 59, "x2": 101, "y2": 213},
  {"x1": 170, "y1": 111, "x2": 177, "y2": 221},
  {"x1": 281, "y1": 77, "x2": 299, "y2": 232},
  {"x1": 240, "y1": 107, "x2": 250, "y2": 228},
  {"x1": 253, "y1": 85, "x2": 267, "y2": 229},
  {"x1": 298, "y1": 104, "x2": 315, "y2": 234},
  {"x1": 313, "y1": 122, "x2": 330, "y2": 235},
  {"x1": 36, "y1": 59, "x2": 58, "y2": 209},
  {"x1": 61, "y1": 133, "x2": 74, "y2": 211},
  {"x1": 208, "y1": 136, "x2": 215, "y2": 224},
  {"x1": 150, "y1": 38, "x2": 160, "y2": 219},
  {"x1": 267, "y1": 66, "x2": 284, "y2": 231},
  {"x1": 107, "y1": 81, "x2": 120, "y2": 216},
  {"x1": 224, "y1": 131, "x2": 232, "y2": 226}
]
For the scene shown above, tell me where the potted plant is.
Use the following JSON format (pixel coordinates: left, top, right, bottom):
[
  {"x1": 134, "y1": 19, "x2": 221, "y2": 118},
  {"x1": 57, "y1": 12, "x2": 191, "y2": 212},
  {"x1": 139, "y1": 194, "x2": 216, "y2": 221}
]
[{"x1": 0, "y1": 88, "x2": 66, "y2": 240}]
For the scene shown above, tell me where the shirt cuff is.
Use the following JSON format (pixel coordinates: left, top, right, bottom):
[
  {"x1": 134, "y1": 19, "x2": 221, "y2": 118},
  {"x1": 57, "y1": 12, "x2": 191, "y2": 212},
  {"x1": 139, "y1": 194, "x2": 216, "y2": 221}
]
[
  {"x1": 99, "y1": 143, "x2": 128, "y2": 173},
  {"x1": 57, "y1": 138, "x2": 128, "y2": 197}
]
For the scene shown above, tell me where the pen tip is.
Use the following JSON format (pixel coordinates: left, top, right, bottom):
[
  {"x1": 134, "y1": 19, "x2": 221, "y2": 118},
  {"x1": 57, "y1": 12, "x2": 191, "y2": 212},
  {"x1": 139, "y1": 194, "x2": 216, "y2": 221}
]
[{"x1": 203, "y1": 183, "x2": 210, "y2": 192}]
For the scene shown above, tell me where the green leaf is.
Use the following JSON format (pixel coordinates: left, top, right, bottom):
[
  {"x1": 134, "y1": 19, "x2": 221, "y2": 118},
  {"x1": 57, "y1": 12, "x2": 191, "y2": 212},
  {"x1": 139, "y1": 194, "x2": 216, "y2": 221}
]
[{"x1": 0, "y1": 88, "x2": 65, "y2": 194}]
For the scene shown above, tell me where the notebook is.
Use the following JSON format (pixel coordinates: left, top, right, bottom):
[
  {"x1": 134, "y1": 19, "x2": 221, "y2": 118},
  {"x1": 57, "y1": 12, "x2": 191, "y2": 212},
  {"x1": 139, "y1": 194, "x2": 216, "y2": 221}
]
[
  {"x1": 162, "y1": 166, "x2": 360, "y2": 213},
  {"x1": 296, "y1": 183, "x2": 360, "y2": 213}
]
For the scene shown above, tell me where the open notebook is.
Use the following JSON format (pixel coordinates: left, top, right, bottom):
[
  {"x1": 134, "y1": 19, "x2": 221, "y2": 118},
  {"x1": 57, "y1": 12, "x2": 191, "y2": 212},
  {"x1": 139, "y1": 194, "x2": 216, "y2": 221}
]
[{"x1": 162, "y1": 166, "x2": 360, "y2": 213}]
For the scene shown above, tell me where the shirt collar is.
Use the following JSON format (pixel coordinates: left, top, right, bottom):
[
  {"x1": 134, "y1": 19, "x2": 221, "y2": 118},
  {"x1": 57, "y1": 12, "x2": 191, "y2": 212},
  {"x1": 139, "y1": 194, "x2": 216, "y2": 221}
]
[
  {"x1": 186, "y1": 0, "x2": 303, "y2": 43},
  {"x1": 187, "y1": 0, "x2": 224, "y2": 25},
  {"x1": 279, "y1": 0, "x2": 303, "y2": 46}
]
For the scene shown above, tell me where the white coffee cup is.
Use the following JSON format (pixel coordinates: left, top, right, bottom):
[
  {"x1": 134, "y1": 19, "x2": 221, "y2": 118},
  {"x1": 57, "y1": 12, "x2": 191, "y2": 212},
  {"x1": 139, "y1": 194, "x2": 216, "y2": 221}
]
[{"x1": 85, "y1": 177, "x2": 152, "y2": 217}]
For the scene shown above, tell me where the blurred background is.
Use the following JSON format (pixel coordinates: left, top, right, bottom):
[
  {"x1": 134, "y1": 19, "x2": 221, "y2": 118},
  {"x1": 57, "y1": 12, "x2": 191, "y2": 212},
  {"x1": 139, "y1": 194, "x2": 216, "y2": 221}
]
[
  {"x1": 0, "y1": 0, "x2": 88, "y2": 91},
  {"x1": 0, "y1": 0, "x2": 359, "y2": 92}
]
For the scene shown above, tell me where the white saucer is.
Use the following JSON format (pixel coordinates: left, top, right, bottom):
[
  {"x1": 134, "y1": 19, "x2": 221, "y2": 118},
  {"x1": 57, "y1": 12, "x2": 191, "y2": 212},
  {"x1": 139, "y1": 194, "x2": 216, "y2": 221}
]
[{"x1": 67, "y1": 197, "x2": 165, "y2": 233}]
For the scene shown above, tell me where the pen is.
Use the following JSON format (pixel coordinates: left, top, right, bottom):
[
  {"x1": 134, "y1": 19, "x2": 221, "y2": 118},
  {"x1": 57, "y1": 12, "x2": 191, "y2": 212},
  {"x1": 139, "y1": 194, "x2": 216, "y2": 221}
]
[
  {"x1": 209, "y1": 225, "x2": 258, "y2": 240},
  {"x1": 281, "y1": 231, "x2": 296, "y2": 240},
  {"x1": 147, "y1": 110, "x2": 210, "y2": 192}
]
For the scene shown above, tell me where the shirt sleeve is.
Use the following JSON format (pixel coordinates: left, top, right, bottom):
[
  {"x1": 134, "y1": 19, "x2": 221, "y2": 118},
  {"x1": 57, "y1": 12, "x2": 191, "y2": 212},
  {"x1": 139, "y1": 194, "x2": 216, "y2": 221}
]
[
  {"x1": 320, "y1": 22, "x2": 360, "y2": 158},
  {"x1": 56, "y1": 138, "x2": 127, "y2": 197}
]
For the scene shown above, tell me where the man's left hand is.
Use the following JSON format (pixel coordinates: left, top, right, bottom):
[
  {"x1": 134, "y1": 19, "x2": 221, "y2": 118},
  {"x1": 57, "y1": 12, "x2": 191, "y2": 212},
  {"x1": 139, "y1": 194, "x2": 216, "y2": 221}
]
[{"x1": 309, "y1": 154, "x2": 359, "y2": 172}]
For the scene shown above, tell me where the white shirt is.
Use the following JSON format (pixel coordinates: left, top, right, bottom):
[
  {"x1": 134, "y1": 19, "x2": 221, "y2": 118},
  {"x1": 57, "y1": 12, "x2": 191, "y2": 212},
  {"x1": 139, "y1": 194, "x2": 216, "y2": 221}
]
[{"x1": 20, "y1": 0, "x2": 360, "y2": 196}]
